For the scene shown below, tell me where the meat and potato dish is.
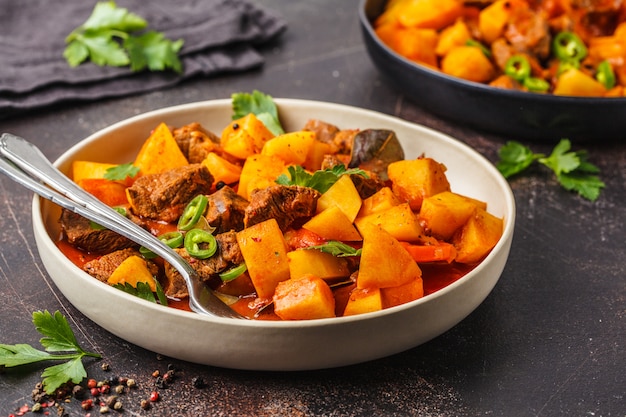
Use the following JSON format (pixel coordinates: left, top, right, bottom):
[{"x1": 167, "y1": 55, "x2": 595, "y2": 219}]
[
  {"x1": 374, "y1": 0, "x2": 626, "y2": 96},
  {"x1": 57, "y1": 107, "x2": 503, "y2": 320}
]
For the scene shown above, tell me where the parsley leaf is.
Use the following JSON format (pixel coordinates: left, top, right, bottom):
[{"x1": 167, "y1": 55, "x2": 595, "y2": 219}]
[
  {"x1": 232, "y1": 90, "x2": 285, "y2": 135},
  {"x1": 0, "y1": 311, "x2": 101, "y2": 394},
  {"x1": 276, "y1": 165, "x2": 368, "y2": 194},
  {"x1": 497, "y1": 139, "x2": 605, "y2": 201},
  {"x1": 113, "y1": 281, "x2": 168, "y2": 306},
  {"x1": 64, "y1": 1, "x2": 183, "y2": 73},
  {"x1": 104, "y1": 163, "x2": 139, "y2": 181},
  {"x1": 305, "y1": 241, "x2": 362, "y2": 257},
  {"x1": 34, "y1": 310, "x2": 83, "y2": 353}
]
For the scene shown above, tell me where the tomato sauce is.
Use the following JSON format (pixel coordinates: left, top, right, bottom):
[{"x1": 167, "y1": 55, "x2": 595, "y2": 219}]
[{"x1": 57, "y1": 236, "x2": 475, "y2": 320}]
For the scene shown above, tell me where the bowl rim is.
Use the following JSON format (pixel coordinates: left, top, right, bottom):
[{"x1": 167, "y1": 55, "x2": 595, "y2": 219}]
[
  {"x1": 32, "y1": 98, "x2": 516, "y2": 330},
  {"x1": 358, "y1": 0, "x2": 626, "y2": 104}
]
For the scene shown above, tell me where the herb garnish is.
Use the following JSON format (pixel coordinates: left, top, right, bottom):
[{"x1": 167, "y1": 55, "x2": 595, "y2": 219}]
[
  {"x1": 114, "y1": 281, "x2": 168, "y2": 306},
  {"x1": 103, "y1": 163, "x2": 140, "y2": 181},
  {"x1": 497, "y1": 139, "x2": 605, "y2": 201},
  {"x1": 0, "y1": 311, "x2": 101, "y2": 394},
  {"x1": 276, "y1": 165, "x2": 368, "y2": 194},
  {"x1": 64, "y1": 1, "x2": 184, "y2": 73},
  {"x1": 305, "y1": 241, "x2": 362, "y2": 257},
  {"x1": 232, "y1": 90, "x2": 285, "y2": 135}
]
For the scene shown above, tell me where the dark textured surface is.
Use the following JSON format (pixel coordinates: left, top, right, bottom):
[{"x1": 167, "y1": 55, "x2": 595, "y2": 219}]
[{"x1": 1, "y1": 1, "x2": 625, "y2": 416}]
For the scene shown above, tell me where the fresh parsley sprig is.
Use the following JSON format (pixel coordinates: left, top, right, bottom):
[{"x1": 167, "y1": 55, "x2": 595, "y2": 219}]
[
  {"x1": 114, "y1": 281, "x2": 168, "y2": 306},
  {"x1": 497, "y1": 139, "x2": 605, "y2": 201},
  {"x1": 103, "y1": 162, "x2": 140, "y2": 181},
  {"x1": 305, "y1": 241, "x2": 362, "y2": 257},
  {"x1": 276, "y1": 165, "x2": 368, "y2": 194},
  {"x1": 0, "y1": 311, "x2": 101, "y2": 394},
  {"x1": 64, "y1": 1, "x2": 184, "y2": 73},
  {"x1": 232, "y1": 90, "x2": 285, "y2": 136}
]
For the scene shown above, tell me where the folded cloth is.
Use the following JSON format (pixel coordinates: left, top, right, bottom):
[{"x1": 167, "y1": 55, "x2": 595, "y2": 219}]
[{"x1": 0, "y1": 0, "x2": 286, "y2": 117}]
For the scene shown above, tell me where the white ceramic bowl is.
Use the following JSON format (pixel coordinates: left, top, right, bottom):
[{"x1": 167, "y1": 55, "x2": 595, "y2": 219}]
[{"x1": 32, "y1": 99, "x2": 515, "y2": 370}]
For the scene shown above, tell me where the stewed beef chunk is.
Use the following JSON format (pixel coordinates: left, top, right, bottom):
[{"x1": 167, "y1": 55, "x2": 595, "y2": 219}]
[
  {"x1": 350, "y1": 173, "x2": 385, "y2": 200},
  {"x1": 172, "y1": 122, "x2": 220, "y2": 164},
  {"x1": 244, "y1": 185, "x2": 321, "y2": 231},
  {"x1": 164, "y1": 231, "x2": 244, "y2": 296},
  {"x1": 83, "y1": 248, "x2": 158, "y2": 283},
  {"x1": 205, "y1": 186, "x2": 249, "y2": 233},
  {"x1": 126, "y1": 164, "x2": 213, "y2": 223},
  {"x1": 59, "y1": 209, "x2": 136, "y2": 253}
]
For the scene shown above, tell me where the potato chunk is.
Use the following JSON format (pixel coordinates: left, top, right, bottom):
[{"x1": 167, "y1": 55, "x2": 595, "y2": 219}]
[
  {"x1": 453, "y1": 207, "x2": 503, "y2": 263},
  {"x1": 273, "y1": 274, "x2": 336, "y2": 320},
  {"x1": 387, "y1": 158, "x2": 450, "y2": 210},
  {"x1": 419, "y1": 191, "x2": 486, "y2": 240}
]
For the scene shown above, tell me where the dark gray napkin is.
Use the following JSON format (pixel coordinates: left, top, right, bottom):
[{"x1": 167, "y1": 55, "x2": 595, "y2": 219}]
[{"x1": 0, "y1": 0, "x2": 286, "y2": 116}]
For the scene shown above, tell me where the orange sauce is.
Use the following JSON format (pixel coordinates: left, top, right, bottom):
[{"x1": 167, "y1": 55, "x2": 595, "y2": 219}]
[{"x1": 57, "y1": 237, "x2": 476, "y2": 320}]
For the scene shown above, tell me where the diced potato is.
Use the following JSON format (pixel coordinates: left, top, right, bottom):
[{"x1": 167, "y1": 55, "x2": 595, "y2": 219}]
[
  {"x1": 273, "y1": 274, "x2": 336, "y2": 320},
  {"x1": 221, "y1": 113, "x2": 275, "y2": 159},
  {"x1": 261, "y1": 131, "x2": 316, "y2": 166},
  {"x1": 355, "y1": 202, "x2": 424, "y2": 242},
  {"x1": 342, "y1": 287, "x2": 383, "y2": 316},
  {"x1": 72, "y1": 161, "x2": 117, "y2": 183},
  {"x1": 287, "y1": 249, "x2": 351, "y2": 281},
  {"x1": 134, "y1": 122, "x2": 189, "y2": 175},
  {"x1": 358, "y1": 187, "x2": 400, "y2": 217},
  {"x1": 357, "y1": 222, "x2": 422, "y2": 289},
  {"x1": 553, "y1": 68, "x2": 607, "y2": 97},
  {"x1": 441, "y1": 45, "x2": 496, "y2": 83},
  {"x1": 107, "y1": 255, "x2": 156, "y2": 291},
  {"x1": 316, "y1": 175, "x2": 362, "y2": 222},
  {"x1": 375, "y1": 24, "x2": 439, "y2": 67},
  {"x1": 387, "y1": 158, "x2": 450, "y2": 211},
  {"x1": 419, "y1": 191, "x2": 486, "y2": 240},
  {"x1": 302, "y1": 206, "x2": 363, "y2": 241},
  {"x1": 237, "y1": 154, "x2": 286, "y2": 200},
  {"x1": 236, "y1": 218, "x2": 290, "y2": 299},
  {"x1": 479, "y1": 0, "x2": 515, "y2": 44},
  {"x1": 381, "y1": 276, "x2": 424, "y2": 309},
  {"x1": 303, "y1": 140, "x2": 333, "y2": 172},
  {"x1": 397, "y1": 0, "x2": 464, "y2": 30},
  {"x1": 77, "y1": 178, "x2": 129, "y2": 207},
  {"x1": 201, "y1": 152, "x2": 242, "y2": 186},
  {"x1": 453, "y1": 207, "x2": 503, "y2": 263},
  {"x1": 436, "y1": 18, "x2": 471, "y2": 56}
]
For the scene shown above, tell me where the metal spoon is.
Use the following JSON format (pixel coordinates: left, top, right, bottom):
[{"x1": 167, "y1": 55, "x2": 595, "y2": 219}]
[{"x1": 0, "y1": 133, "x2": 244, "y2": 319}]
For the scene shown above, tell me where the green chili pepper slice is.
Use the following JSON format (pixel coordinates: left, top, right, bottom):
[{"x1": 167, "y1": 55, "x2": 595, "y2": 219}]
[
  {"x1": 140, "y1": 231, "x2": 184, "y2": 259},
  {"x1": 184, "y1": 228, "x2": 217, "y2": 259},
  {"x1": 553, "y1": 31, "x2": 587, "y2": 62},
  {"x1": 466, "y1": 39, "x2": 491, "y2": 58},
  {"x1": 523, "y1": 76, "x2": 550, "y2": 93},
  {"x1": 596, "y1": 60, "x2": 616, "y2": 90},
  {"x1": 178, "y1": 195, "x2": 208, "y2": 231},
  {"x1": 219, "y1": 263, "x2": 248, "y2": 282},
  {"x1": 504, "y1": 55, "x2": 531, "y2": 82},
  {"x1": 557, "y1": 59, "x2": 580, "y2": 76}
]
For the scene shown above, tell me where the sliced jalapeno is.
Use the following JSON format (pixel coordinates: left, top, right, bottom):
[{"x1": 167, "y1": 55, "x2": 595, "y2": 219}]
[
  {"x1": 504, "y1": 55, "x2": 531, "y2": 82},
  {"x1": 557, "y1": 59, "x2": 580, "y2": 76},
  {"x1": 553, "y1": 32, "x2": 587, "y2": 62},
  {"x1": 184, "y1": 228, "x2": 217, "y2": 259},
  {"x1": 140, "y1": 231, "x2": 184, "y2": 259},
  {"x1": 219, "y1": 263, "x2": 248, "y2": 282},
  {"x1": 466, "y1": 39, "x2": 491, "y2": 58},
  {"x1": 178, "y1": 195, "x2": 208, "y2": 231},
  {"x1": 596, "y1": 60, "x2": 616, "y2": 90},
  {"x1": 523, "y1": 76, "x2": 550, "y2": 93}
]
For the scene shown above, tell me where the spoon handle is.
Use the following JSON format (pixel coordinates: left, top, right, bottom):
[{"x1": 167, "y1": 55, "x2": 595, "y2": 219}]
[{"x1": 0, "y1": 133, "x2": 242, "y2": 319}]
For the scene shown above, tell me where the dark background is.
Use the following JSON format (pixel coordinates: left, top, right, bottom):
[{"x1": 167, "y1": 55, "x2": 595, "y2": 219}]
[{"x1": 1, "y1": 1, "x2": 624, "y2": 416}]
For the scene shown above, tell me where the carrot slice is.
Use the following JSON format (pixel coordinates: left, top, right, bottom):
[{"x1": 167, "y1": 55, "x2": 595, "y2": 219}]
[{"x1": 400, "y1": 241, "x2": 456, "y2": 263}]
